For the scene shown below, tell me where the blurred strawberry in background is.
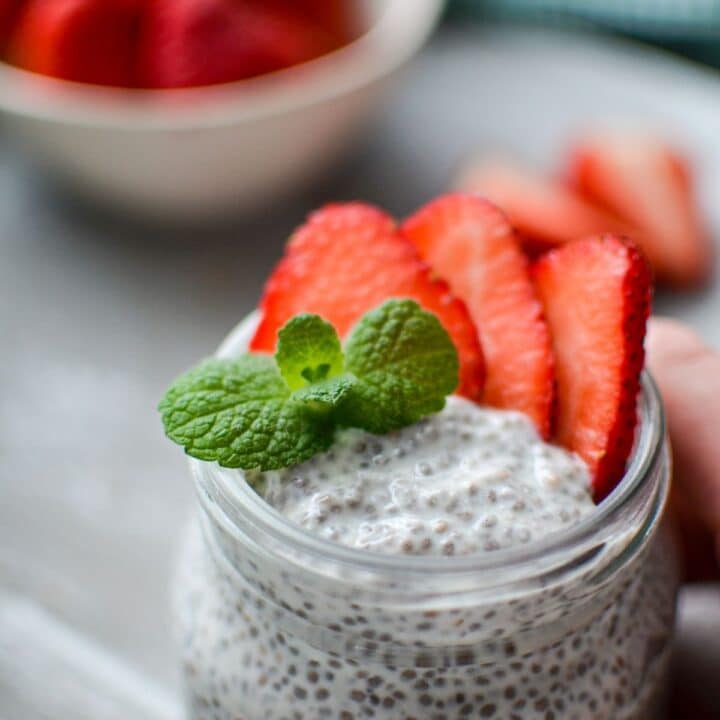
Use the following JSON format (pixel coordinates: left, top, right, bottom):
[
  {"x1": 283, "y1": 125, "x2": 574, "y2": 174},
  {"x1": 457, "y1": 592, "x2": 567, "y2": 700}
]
[
  {"x1": 291, "y1": 0, "x2": 356, "y2": 45},
  {"x1": 0, "y1": 0, "x2": 23, "y2": 51},
  {"x1": 8, "y1": 0, "x2": 142, "y2": 87},
  {"x1": 456, "y1": 158, "x2": 633, "y2": 256},
  {"x1": 569, "y1": 131, "x2": 712, "y2": 288},
  {"x1": 458, "y1": 131, "x2": 713, "y2": 289},
  {"x1": 139, "y1": 0, "x2": 351, "y2": 89},
  {"x1": 1, "y1": 0, "x2": 359, "y2": 88}
]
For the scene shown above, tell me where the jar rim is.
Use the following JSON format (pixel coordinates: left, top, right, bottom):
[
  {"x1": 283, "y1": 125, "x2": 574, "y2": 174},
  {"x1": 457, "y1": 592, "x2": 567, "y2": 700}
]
[{"x1": 191, "y1": 312, "x2": 667, "y2": 586}]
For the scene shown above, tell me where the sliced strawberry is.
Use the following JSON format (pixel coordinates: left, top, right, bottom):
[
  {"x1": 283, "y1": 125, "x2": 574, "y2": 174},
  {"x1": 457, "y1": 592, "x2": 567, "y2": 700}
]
[
  {"x1": 8, "y1": 0, "x2": 141, "y2": 87},
  {"x1": 456, "y1": 158, "x2": 632, "y2": 254},
  {"x1": 402, "y1": 193, "x2": 554, "y2": 438},
  {"x1": 569, "y1": 132, "x2": 713, "y2": 287},
  {"x1": 251, "y1": 203, "x2": 486, "y2": 399},
  {"x1": 138, "y1": 0, "x2": 340, "y2": 89},
  {"x1": 533, "y1": 235, "x2": 652, "y2": 501}
]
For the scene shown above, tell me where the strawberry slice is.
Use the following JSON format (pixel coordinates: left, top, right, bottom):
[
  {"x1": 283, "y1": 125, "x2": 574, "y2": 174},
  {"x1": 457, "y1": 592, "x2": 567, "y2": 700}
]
[
  {"x1": 533, "y1": 235, "x2": 652, "y2": 501},
  {"x1": 569, "y1": 132, "x2": 713, "y2": 287},
  {"x1": 8, "y1": 0, "x2": 141, "y2": 87},
  {"x1": 402, "y1": 193, "x2": 554, "y2": 438},
  {"x1": 138, "y1": 0, "x2": 340, "y2": 89},
  {"x1": 251, "y1": 203, "x2": 486, "y2": 400},
  {"x1": 456, "y1": 158, "x2": 631, "y2": 254}
]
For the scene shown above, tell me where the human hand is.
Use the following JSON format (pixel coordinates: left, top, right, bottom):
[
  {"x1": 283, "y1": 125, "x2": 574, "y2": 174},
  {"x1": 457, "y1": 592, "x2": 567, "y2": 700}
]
[
  {"x1": 647, "y1": 317, "x2": 720, "y2": 580},
  {"x1": 647, "y1": 317, "x2": 720, "y2": 720}
]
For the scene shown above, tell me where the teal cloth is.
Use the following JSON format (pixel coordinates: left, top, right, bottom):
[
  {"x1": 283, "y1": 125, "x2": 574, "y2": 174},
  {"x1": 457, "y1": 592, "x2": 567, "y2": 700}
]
[{"x1": 449, "y1": 0, "x2": 720, "y2": 65}]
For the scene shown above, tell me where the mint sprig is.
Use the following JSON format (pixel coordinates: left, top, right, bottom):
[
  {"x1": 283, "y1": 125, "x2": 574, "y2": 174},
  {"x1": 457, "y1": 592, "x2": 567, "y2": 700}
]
[{"x1": 159, "y1": 299, "x2": 459, "y2": 472}]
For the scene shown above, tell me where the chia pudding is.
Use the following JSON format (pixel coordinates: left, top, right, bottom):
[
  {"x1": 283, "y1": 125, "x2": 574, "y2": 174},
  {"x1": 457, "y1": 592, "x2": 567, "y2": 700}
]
[
  {"x1": 174, "y1": 317, "x2": 678, "y2": 720},
  {"x1": 257, "y1": 397, "x2": 594, "y2": 557}
]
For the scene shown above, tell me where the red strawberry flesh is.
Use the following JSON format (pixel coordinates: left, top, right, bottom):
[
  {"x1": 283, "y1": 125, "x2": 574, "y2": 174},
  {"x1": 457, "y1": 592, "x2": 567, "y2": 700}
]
[
  {"x1": 456, "y1": 158, "x2": 632, "y2": 254},
  {"x1": 139, "y1": 0, "x2": 343, "y2": 89},
  {"x1": 569, "y1": 131, "x2": 713, "y2": 287},
  {"x1": 251, "y1": 202, "x2": 486, "y2": 399},
  {"x1": 9, "y1": 0, "x2": 141, "y2": 87},
  {"x1": 403, "y1": 193, "x2": 555, "y2": 438},
  {"x1": 0, "y1": 0, "x2": 23, "y2": 52},
  {"x1": 533, "y1": 235, "x2": 652, "y2": 501},
  {"x1": 279, "y1": 0, "x2": 358, "y2": 45}
]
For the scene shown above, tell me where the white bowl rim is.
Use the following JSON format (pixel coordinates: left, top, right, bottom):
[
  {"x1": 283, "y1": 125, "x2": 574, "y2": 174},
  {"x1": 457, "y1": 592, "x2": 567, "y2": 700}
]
[{"x1": 0, "y1": 0, "x2": 444, "y2": 130}]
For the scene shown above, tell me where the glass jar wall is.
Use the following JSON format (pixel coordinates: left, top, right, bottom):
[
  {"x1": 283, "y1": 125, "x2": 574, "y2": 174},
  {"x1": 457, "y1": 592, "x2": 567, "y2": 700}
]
[{"x1": 173, "y1": 317, "x2": 679, "y2": 720}]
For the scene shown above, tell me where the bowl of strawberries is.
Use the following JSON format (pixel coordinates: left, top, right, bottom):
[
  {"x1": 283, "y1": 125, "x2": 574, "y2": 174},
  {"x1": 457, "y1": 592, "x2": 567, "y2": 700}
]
[{"x1": 0, "y1": 0, "x2": 443, "y2": 220}]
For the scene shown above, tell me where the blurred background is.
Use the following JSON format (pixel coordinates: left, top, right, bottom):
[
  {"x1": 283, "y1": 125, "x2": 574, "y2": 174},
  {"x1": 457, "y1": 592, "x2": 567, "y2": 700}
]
[{"x1": 1, "y1": 1, "x2": 719, "y2": 718}]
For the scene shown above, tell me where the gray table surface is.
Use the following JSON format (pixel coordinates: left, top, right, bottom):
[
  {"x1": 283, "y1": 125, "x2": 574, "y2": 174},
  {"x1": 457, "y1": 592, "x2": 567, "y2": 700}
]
[{"x1": 1, "y1": 26, "x2": 719, "y2": 719}]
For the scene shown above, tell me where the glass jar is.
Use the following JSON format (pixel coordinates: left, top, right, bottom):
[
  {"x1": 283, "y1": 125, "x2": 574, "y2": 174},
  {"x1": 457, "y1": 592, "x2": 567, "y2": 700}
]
[{"x1": 173, "y1": 314, "x2": 679, "y2": 720}]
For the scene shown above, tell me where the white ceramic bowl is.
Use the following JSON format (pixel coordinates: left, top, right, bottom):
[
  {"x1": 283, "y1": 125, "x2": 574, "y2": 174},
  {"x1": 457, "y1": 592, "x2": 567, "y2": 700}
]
[{"x1": 0, "y1": 0, "x2": 443, "y2": 221}]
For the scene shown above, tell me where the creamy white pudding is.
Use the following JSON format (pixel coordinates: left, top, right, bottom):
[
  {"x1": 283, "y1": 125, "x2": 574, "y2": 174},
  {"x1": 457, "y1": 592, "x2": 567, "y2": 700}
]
[{"x1": 256, "y1": 397, "x2": 594, "y2": 556}]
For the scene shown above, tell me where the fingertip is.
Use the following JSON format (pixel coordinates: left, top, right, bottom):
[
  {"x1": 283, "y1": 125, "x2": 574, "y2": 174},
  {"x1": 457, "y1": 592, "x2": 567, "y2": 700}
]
[
  {"x1": 647, "y1": 317, "x2": 708, "y2": 371},
  {"x1": 646, "y1": 317, "x2": 720, "y2": 545}
]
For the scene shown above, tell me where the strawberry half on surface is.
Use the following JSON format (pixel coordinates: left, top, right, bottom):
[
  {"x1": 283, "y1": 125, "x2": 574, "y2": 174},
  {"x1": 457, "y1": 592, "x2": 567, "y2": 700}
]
[
  {"x1": 402, "y1": 193, "x2": 554, "y2": 438},
  {"x1": 250, "y1": 203, "x2": 486, "y2": 400},
  {"x1": 533, "y1": 235, "x2": 652, "y2": 501},
  {"x1": 456, "y1": 157, "x2": 632, "y2": 255},
  {"x1": 8, "y1": 0, "x2": 141, "y2": 87},
  {"x1": 569, "y1": 131, "x2": 713, "y2": 287}
]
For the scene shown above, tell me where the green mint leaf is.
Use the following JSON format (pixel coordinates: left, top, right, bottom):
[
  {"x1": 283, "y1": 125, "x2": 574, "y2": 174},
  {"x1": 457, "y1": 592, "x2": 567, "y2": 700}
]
[
  {"x1": 339, "y1": 299, "x2": 459, "y2": 434},
  {"x1": 275, "y1": 314, "x2": 344, "y2": 391},
  {"x1": 293, "y1": 374, "x2": 356, "y2": 409},
  {"x1": 158, "y1": 356, "x2": 333, "y2": 472},
  {"x1": 159, "y1": 301, "x2": 460, "y2": 473}
]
